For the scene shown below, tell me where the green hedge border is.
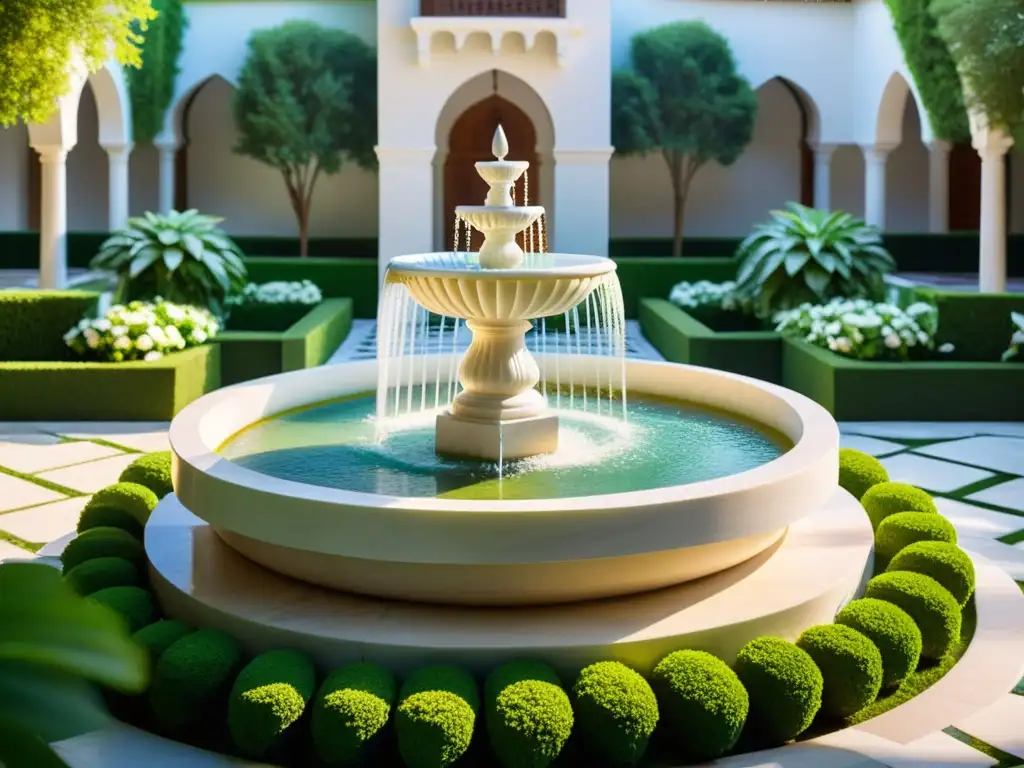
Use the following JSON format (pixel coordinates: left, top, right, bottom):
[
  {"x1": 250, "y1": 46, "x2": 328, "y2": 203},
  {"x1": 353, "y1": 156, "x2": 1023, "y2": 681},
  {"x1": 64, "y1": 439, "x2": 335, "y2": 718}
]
[
  {"x1": 782, "y1": 338, "x2": 1024, "y2": 421},
  {"x1": 638, "y1": 298, "x2": 781, "y2": 384},
  {"x1": 244, "y1": 257, "x2": 377, "y2": 319},
  {"x1": 0, "y1": 344, "x2": 220, "y2": 421},
  {"x1": 214, "y1": 299, "x2": 353, "y2": 386}
]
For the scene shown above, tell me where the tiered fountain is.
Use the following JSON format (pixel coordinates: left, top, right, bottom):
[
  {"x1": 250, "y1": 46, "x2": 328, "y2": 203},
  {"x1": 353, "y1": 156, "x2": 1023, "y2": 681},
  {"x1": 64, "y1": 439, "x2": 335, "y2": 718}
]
[{"x1": 150, "y1": 128, "x2": 871, "y2": 678}]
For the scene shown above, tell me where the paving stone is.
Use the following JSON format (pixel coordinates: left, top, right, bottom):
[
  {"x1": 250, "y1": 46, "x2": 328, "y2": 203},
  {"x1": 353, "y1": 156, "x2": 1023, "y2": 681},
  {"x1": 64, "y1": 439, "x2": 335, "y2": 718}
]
[
  {"x1": 61, "y1": 429, "x2": 169, "y2": 453},
  {"x1": 0, "y1": 497, "x2": 87, "y2": 545},
  {"x1": 881, "y1": 453, "x2": 993, "y2": 494},
  {"x1": 934, "y1": 497, "x2": 1024, "y2": 539},
  {"x1": 839, "y1": 423, "x2": 995, "y2": 440},
  {"x1": 840, "y1": 434, "x2": 905, "y2": 457},
  {"x1": 0, "y1": 472, "x2": 64, "y2": 512},
  {"x1": 916, "y1": 436, "x2": 1024, "y2": 476},
  {"x1": 954, "y1": 694, "x2": 1024, "y2": 760},
  {"x1": 967, "y1": 478, "x2": 1024, "y2": 513},
  {"x1": 814, "y1": 728, "x2": 996, "y2": 768},
  {"x1": 35, "y1": 453, "x2": 139, "y2": 494},
  {"x1": 960, "y1": 536, "x2": 1024, "y2": 581},
  {"x1": 0, "y1": 440, "x2": 122, "y2": 475},
  {"x1": 0, "y1": 539, "x2": 32, "y2": 561},
  {"x1": 0, "y1": 433, "x2": 62, "y2": 446}
]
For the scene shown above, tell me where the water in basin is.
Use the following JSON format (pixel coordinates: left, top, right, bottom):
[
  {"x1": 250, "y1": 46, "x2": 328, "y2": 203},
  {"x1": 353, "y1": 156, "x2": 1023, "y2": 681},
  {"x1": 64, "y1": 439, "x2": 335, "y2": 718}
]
[{"x1": 219, "y1": 389, "x2": 789, "y2": 500}]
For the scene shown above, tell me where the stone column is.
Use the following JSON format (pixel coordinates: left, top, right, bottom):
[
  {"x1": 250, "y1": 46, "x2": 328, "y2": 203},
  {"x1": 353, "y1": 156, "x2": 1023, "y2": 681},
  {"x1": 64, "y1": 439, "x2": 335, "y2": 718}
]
[
  {"x1": 376, "y1": 146, "x2": 436, "y2": 287},
  {"x1": 552, "y1": 147, "x2": 614, "y2": 257},
  {"x1": 926, "y1": 140, "x2": 951, "y2": 234},
  {"x1": 104, "y1": 143, "x2": 132, "y2": 231},
  {"x1": 154, "y1": 137, "x2": 178, "y2": 214},
  {"x1": 973, "y1": 126, "x2": 1014, "y2": 293},
  {"x1": 812, "y1": 144, "x2": 836, "y2": 211},
  {"x1": 861, "y1": 144, "x2": 894, "y2": 229},
  {"x1": 36, "y1": 147, "x2": 69, "y2": 290}
]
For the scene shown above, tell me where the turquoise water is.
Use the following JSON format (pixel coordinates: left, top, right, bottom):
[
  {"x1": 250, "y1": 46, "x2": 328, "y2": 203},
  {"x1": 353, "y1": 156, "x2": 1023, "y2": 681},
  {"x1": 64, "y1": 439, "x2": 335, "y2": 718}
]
[{"x1": 220, "y1": 390, "x2": 789, "y2": 500}]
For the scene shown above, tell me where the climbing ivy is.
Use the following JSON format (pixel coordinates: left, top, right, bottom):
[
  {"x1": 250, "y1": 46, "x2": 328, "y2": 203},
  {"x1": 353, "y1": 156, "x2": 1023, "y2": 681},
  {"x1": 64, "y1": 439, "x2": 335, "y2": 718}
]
[
  {"x1": 128, "y1": 0, "x2": 187, "y2": 143},
  {"x1": 883, "y1": 0, "x2": 970, "y2": 143}
]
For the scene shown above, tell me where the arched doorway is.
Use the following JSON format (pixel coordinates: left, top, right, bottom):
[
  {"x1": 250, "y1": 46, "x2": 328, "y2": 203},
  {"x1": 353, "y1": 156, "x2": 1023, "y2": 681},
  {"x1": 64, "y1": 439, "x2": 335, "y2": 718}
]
[{"x1": 444, "y1": 95, "x2": 538, "y2": 251}]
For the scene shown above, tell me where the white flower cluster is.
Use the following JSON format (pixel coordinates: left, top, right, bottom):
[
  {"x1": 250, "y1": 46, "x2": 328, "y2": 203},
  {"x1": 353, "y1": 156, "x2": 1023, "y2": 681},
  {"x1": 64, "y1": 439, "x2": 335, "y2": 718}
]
[
  {"x1": 774, "y1": 298, "x2": 955, "y2": 361},
  {"x1": 64, "y1": 298, "x2": 219, "y2": 363},
  {"x1": 233, "y1": 280, "x2": 323, "y2": 306},
  {"x1": 1003, "y1": 311, "x2": 1024, "y2": 362},
  {"x1": 669, "y1": 280, "x2": 748, "y2": 313}
]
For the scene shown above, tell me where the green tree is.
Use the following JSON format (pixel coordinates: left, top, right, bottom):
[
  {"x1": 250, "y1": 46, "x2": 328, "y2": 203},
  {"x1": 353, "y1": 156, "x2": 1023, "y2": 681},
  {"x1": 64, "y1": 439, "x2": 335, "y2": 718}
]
[
  {"x1": 0, "y1": 0, "x2": 157, "y2": 127},
  {"x1": 128, "y1": 0, "x2": 187, "y2": 143},
  {"x1": 233, "y1": 21, "x2": 378, "y2": 257},
  {"x1": 612, "y1": 21, "x2": 758, "y2": 257},
  {"x1": 930, "y1": 0, "x2": 1024, "y2": 134}
]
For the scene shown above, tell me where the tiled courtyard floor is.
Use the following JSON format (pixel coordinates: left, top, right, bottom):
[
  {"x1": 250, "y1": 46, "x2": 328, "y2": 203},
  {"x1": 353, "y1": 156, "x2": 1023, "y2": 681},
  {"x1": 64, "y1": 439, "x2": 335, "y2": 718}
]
[{"x1": 3, "y1": 418, "x2": 1023, "y2": 767}]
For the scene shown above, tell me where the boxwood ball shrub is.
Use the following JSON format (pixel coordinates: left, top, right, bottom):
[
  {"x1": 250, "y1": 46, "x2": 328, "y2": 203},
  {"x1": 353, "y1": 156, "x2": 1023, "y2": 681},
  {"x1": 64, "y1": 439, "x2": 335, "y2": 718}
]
[
  {"x1": 227, "y1": 649, "x2": 317, "y2": 759},
  {"x1": 572, "y1": 661, "x2": 659, "y2": 766},
  {"x1": 119, "y1": 451, "x2": 174, "y2": 499},
  {"x1": 838, "y1": 448, "x2": 890, "y2": 501},
  {"x1": 61, "y1": 527, "x2": 146, "y2": 573},
  {"x1": 834, "y1": 598, "x2": 922, "y2": 690},
  {"x1": 149, "y1": 628, "x2": 245, "y2": 733},
  {"x1": 63, "y1": 556, "x2": 140, "y2": 596},
  {"x1": 650, "y1": 649, "x2": 748, "y2": 762},
  {"x1": 312, "y1": 663, "x2": 397, "y2": 766},
  {"x1": 734, "y1": 637, "x2": 823, "y2": 745},
  {"x1": 865, "y1": 571, "x2": 962, "y2": 661},
  {"x1": 88, "y1": 585, "x2": 158, "y2": 633},
  {"x1": 485, "y1": 660, "x2": 573, "y2": 768},
  {"x1": 888, "y1": 541, "x2": 976, "y2": 608},
  {"x1": 133, "y1": 620, "x2": 195, "y2": 662},
  {"x1": 861, "y1": 482, "x2": 938, "y2": 531},
  {"x1": 77, "y1": 482, "x2": 159, "y2": 539},
  {"x1": 396, "y1": 665, "x2": 480, "y2": 768},
  {"x1": 796, "y1": 625, "x2": 883, "y2": 719},
  {"x1": 875, "y1": 512, "x2": 957, "y2": 563}
]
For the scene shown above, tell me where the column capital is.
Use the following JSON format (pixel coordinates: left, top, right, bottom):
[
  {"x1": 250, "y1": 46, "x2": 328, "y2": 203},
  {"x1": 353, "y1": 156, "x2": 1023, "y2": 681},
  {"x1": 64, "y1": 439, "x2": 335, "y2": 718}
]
[
  {"x1": 927, "y1": 139, "x2": 952, "y2": 153},
  {"x1": 860, "y1": 143, "x2": 898, "y2": 161},
  {"x1": 810, "y1": 143, "x2": 838, "y2": 157},
  {"x1": 375, "y1": 146, "x2": 437, "y2": 165},
  {"x1": 972, "y1": 126, "x2": 1014, "y2": 157},
  {"x1": 102, "y1": 142, "x2": 134, "y2": 157},
  {"x1": 553, "y1": 147, "x2": 615, "y2": 165},
  {"x1": 33, "y1": 146, "x2": 68, "y2": 163},
  {"x1": 153, "y1": 137, "x2": 181, "y2": 153}
]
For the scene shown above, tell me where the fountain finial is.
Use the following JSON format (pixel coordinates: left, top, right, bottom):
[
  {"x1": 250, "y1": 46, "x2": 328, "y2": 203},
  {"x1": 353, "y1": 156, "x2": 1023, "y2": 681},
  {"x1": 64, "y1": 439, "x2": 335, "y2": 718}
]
[{"x1": 492, "y1": 125, "x2": 509, "y2": 161}]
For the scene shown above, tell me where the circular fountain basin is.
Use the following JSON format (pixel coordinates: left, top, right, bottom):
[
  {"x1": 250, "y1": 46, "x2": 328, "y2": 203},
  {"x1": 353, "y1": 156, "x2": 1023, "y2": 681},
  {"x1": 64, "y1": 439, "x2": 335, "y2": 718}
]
[
  {"x1": 169, "y1": 356, "x2": 839, "y2": 605},
  {"x1": 387, "y1": 252, "x2": 617, "y2": 320}
]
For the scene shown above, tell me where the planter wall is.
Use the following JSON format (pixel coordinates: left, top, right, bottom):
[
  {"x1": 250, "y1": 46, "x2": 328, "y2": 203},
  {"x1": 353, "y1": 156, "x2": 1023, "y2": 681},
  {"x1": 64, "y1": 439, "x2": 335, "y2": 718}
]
[
  {"x1": 782, "y1": 338, "x2": 1024, "y2": 421},
  {"x1": 244, "y1": 258, "x2": 377, "y2": 319},
  {"x1": 639, "y1": 299, "x2": 782, "y2": 383},
  {"x1": 214, "y1": 299, "x2": 354, "y2": 386},
  {"x1": 0, "y1": 345, "x2": 221, "y2": 421}
]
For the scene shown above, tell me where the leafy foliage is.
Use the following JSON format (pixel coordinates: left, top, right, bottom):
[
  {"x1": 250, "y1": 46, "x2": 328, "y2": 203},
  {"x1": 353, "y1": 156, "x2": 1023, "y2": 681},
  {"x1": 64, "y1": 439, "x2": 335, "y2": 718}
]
[
  {"x1": 233, "y1": 21, "x2": 378, "y2": 257},
  {"x1": 128, "y1": 0, "x2": 187, "y2": 143},
  {"x1": 1003, "y1": 311, "x2": 1024, "y2": 361},
  {"x1": 0, "y1": 0, "x2": 157, "y2": 127},
  {"x1": 612, "y1": 21, "x2": 758, "y2": 257},
  {"x1": 931, "y1": 0, "x2": 1024, "y2": 134},
  {"x1": 0, "y1": 562, "x2": 148, "y2": 768},
  {"x1": 883, "y1": 0, "x2": 970, "y2": 142},
  {"x1": 92, "y1": 210, "x2": 247, "y2": 318},
  {"x1": 735, "y1": 203, "x2": 897, "y2": 318}
]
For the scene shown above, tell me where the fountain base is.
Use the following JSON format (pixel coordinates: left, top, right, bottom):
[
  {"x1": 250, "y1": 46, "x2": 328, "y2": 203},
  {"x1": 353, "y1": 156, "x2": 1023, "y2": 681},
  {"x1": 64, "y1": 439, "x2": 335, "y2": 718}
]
[{"x1": 435, "y1": 410, "x2": 559, "y2": 461}]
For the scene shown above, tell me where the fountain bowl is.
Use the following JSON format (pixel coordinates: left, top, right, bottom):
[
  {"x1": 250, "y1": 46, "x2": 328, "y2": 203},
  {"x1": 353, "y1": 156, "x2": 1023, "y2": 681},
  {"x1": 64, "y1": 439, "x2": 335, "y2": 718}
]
[
  {"x1": 387, "y1": 252, "x2": 617, "y2": 321},
  {"x1": 168, "y1": 356, "x2": 840, "y2": 606}
]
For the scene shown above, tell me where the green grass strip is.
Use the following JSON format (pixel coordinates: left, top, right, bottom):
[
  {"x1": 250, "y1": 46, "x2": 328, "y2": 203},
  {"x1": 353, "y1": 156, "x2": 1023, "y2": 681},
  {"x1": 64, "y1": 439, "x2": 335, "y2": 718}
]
[
  {"x1": 0, "y1": 529, "x2": 43, "y2": 554},
  {"x1": 0, "y1": 465, "x2": 84, "y2": 498},
  {"x1": 944, "y1": 726, "x2": 1024, "y2": 767}
]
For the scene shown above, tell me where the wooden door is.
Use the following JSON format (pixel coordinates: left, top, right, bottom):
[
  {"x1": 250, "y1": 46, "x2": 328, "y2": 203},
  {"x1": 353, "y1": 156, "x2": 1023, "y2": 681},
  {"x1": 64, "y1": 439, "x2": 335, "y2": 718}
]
[
  {"x1": 444, "y1": 95, "x2": 539, "y2": 252},
  {"x1": 949, "y1": 142, "x2": 981, "y2": 231}
]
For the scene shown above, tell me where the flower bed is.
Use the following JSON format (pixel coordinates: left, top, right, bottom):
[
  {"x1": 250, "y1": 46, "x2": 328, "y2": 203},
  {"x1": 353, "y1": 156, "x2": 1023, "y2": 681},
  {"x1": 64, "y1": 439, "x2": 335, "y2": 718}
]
[
  {"x1": 639, "y1": 298, "x2": 782, "y2": 383},
  {"x1": 44, "y1": 451, "x2": 987, "y2": 768},
  {"x1": 213, "y1": 298, "x2": 353, "y2": 386}
]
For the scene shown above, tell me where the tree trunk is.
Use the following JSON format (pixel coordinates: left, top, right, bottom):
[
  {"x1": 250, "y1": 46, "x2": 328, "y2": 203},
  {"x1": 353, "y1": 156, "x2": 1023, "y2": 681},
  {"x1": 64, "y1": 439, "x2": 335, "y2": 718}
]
[
  {"x1": 298, "y1": 204, "x2": 310, "y2": 258},
  {"x1": 673, "y1": 191, "x2": 687, "y2": 259},
  {"x1": 665, "y1": 150, "x2": 686, "y2": 258}
]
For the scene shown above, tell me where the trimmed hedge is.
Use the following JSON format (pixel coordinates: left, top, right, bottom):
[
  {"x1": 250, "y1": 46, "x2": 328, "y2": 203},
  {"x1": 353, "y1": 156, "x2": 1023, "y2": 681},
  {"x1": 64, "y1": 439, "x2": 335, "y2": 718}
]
[
  {"x1": 573, "y1": 661, "x2": 659, "y2": 766},
  {"x1": 920, "y1": 289, "x2": 1024, "y2": 364},
  {"x1": 0, "y1": 290, "x2": 100, "y2": 362},
  {"x1": 835, "y1": 598, "x2": 922, "y2": 691},
  {"x1": 61, "y1": 526, "x2": 146, "y2": 573},
  {"x1": 876, "y1": 512, "x2": 958, "y2": 563},
  {"x1": 213, "y1": 298, "x2": 353, "y2": 386},
  {"x1": 0, "y1": 343, "x2": 221, "y2": 420},
  {"x1": 485, "y1": 661, "x2": 573, "y2": 768},
  {"x1": 227, "y1": 649, "x2": 317, "y2": 759},
  {"x1": 119, "y1": 451, "x2": 174, "y2": 499},
  {"x1": 734, "y1": 637, "x2": 822, "y2": 745},
  {"x1": 64, "y1": 556, "x2": 141, "y2": 596},
  {"x1": 77, "y1": 482, "x2": 159, "y2": 539},
  {"x1": 245, "y1": 258, "x2": 377, "y2": 319},
  {"x1": 89, "y1": 585, "x2": 158, "y2": 633},
  {"x1": 796, "y1": 625, "x2": 883, "y2": 719},
  {"x1": 861, "y1": 482, "x2": 939, "y2": 531},
  {"x1": 638, "y1": 299, "x2": 782, "y2": 383},
  {"x1": 865, "y1": 571, "x2": 962, "y2": 661},
  {"x1": 615, "y1": 258, "x2": 738, "y2": 319},
  {"x1": 888, "y1": 541, "x2": 976, "y2": 608},
  {"x1": 133, "y1": 620, "x2": 194, "y2": 662},
  {"x1": 396, "y1": 665, "x2": 480, "y2": 768},
  {"x1": 650, "y1": 650, "x2": 748, "y2": 761},
  {"x1": 838, "y1": 448, "x2": 890, "y2": 501},
  {"x1": 312, "y1": 663, "x2": 396, "y2": 766}
]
